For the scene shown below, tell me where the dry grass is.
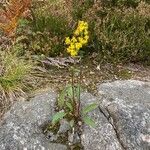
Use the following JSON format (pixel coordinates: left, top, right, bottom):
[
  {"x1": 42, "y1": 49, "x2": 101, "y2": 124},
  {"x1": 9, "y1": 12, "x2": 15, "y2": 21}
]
[
  {"x1": 0, "y1": 0, "x2": 149, "y2": 118},
  {"x1": 0, "y1": 51, "x2": 32, "y2": 118}
]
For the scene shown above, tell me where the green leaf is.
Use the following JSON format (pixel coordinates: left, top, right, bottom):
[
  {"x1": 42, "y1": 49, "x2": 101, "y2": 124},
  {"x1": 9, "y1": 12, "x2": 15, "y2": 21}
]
[
  {"x1": 58, "y1": 84, "x2": 72, "y2": 108},
  {"x1": 58, "y1": 90, "x2": 65, "y2": 108},
  {"x1": 75, "y1": 84, "x2": 81, "y2": 100},
  {"x1": 66, "y1": 101, "x2": 73, "y2": 112},
  {"x1": 82, "y1": 103, "x2": 98, "y2": 115},
  {"x1": 83, "y1": 116, "x2": 96, "y2": 128},
  {"x1": 66, "y1": 85, "x2": 73, "y2": 99},
  {"x1": 52, "y1": 111, "x2": 66, "y2": 125}
]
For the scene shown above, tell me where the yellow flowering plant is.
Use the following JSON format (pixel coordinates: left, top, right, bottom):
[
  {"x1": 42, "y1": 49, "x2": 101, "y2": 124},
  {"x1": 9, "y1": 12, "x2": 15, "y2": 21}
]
[
  {"x1": 65, "y1": 21, "x2": 89, "y2": 57},
  {"x1": 50, "y1": 21, "x2": 98, "y2": 147}
]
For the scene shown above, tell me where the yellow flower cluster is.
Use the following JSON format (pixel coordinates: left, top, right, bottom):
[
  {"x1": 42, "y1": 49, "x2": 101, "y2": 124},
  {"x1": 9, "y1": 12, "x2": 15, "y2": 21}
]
[{"x1": 65, "y1": 21, "x2": 89, "y2": 56}]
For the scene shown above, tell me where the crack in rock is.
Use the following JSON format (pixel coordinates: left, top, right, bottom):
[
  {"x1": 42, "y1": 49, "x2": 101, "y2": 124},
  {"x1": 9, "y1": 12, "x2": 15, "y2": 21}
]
[
  {"x1": 98, "y1": 80, "x2": 150, "y2": 150},
  {"x1": 81, "y1": 92, "x2": 124, "y2": 150},
  {"x1": 0, "y1": 80, "x2": 149, "y2": 150},
  {"x1": 98, "y1": 105, "x2": 126, "y2": 150}
]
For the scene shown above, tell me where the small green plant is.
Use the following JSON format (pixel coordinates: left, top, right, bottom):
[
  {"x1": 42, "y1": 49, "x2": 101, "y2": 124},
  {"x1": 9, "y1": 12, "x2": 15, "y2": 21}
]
[
  {"x1": 51, "y1": 20, "x2": 98, "y2": 128},
  {"x1": 52, "y1": 83, "x2": 98, "y2": 128}
]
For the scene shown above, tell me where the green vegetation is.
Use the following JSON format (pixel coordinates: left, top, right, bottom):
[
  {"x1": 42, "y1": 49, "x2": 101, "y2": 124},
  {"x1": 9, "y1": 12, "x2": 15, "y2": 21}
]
[
  {"x1": 0, "y1": 0, "x2": 149, "y2": 119},
  {"x1": 0, "y1": 51, "x2": 32, "y2": 100},
  {"x1": 51, "y1": 22, "x2": 97, "y2": 129},
  {"x1": 52, "y1": 83, "x2": 98, "y2": 128},
  {"x1": 2, "y1": 0, "x2": 148, "y2": 63},
  {"x1": 82, "y1": 0, "x2": 150, "y2": 63}
]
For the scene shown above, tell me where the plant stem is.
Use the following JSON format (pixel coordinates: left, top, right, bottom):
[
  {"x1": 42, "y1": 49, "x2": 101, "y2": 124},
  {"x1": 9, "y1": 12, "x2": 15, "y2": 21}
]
[
  {"x1": 77, "y1": 57, "x2": 82, "y2": 118},
  {"x1": 30, "y1": 7, "x2": 37, "y2": 29},
  {"x1": 71, "y1": 66, "x2": 75, "y2": 114}
]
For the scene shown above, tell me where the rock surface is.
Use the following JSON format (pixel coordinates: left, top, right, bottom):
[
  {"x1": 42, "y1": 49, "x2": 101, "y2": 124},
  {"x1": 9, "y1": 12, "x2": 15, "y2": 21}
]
[
  {"x1": 81, "y1": 92, "x2": 123, "y2": 150},
  {"x1": 0, "y1": 90, "x2": 67, "y2": 150},
  {"x1": 97, "y1": 80, "x2": 150, "y2": 150},
  {"x1": 0, "y1": 80, "x2": 150, "y2": 150}
]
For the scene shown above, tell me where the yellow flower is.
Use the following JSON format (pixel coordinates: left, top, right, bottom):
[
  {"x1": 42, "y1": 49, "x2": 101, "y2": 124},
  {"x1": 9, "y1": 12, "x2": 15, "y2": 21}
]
[
  {"x1": 84, "y1": 35, "x2": 89, "y2": 41},
  {"x1": 70, "y1": 50, "x2": 78, "y2": 56},
  {"x1": 67, "y1": 47, "x2": 71, "y2": 52},
  {"x1": 84, "y1": 22, "x2": 88, "y2": 27},
  {"x1": 71, "y1": 36, "x2": 77, "y2": 43},
  {"x1": 78, "y1": 37, "x2": 84, "y2": 44},
  {"x1": 84, "y1": 30, "x2": 88, "y2": 35},
  {"x1": 65, "y1": 20, "x2": 89, "y2": 57},
  {"x1": 70, "y1": 43, "x2": 75, "y2": 49},
  {"x1": 75, "y1": 43, "x2": 82, "y2": 50},
  {"x1": 65, "y1": 37, "x2": 71, "y2": 45},
  {"x1": 80, "y1": 26, "x2": 85, "y2": 32},
  {"x1": 74, "y1": 29, "x2": 80, "y2": 36},
  {"x1": 78, "y1": 21, "x2": 84, "y2": 26}
]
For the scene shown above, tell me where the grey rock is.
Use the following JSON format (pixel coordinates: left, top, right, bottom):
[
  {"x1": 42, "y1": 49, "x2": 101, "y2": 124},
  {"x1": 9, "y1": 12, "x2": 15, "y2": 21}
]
[
  {"x1": 45, "y1": 119, "x2": 70, "y2": 142},
  {"x1": 81, "y1": 92, "x2": 123, "y2": 150},
  {"x1": 98, "y1": 80, "x2": 150, "y2": 150},
  {"x1": 0, "y1": 90, "x2": 67, "y2": 150},
  {"x1": 58, "y1": 119, "x2": 71, "y2": 134},
  {"x1": 46, "y1": 131, "x2": 58, "y2": 142},
  {"x1": 47, "y1": 143, "x2": 67, "y2": 150},
  {"x1": 68, "y1": 130, "x2": 80, "y2": 144},
  {"x1": 0, "y1": 80, "x2": 149, "y2": 150}
]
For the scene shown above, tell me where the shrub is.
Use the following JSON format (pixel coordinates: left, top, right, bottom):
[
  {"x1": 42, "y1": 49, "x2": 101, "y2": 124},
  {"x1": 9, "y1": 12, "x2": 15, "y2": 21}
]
[
  {"x1": 0, "y1": 0, "x2": 31, "y2": 36},
  {"x1": 72, "y1": 0, "x2": 94, "y2": 20},
  {"x1": 83, "y1": 1, "x2": 150, "y2": 63},
  {"x1": 3, "y1": 0, "x2": 149, "y2": 64},
  {"x1": 29, "y1": 13, "x2": 69, "y2": 56},
  {"x1": 17, "y1": 0, "x2": 74, "y2": 56},
  {"x1": 100, "y1": 0, "x2": 149, "y2": 8}
]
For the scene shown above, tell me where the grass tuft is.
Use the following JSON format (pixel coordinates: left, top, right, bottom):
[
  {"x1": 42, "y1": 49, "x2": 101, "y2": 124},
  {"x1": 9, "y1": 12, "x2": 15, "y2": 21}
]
[{"x1": 0, "y1": 52, "x2": 32, "y2": 117}]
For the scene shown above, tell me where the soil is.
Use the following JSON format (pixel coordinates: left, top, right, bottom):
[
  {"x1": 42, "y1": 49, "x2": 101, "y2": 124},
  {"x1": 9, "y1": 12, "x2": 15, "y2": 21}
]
[
  {"x1": 0, "y1": 56, "x2": 150, "y2": 119},
  {"x1": 32, "y1": 57, "x2": 150, "y2": 96}
]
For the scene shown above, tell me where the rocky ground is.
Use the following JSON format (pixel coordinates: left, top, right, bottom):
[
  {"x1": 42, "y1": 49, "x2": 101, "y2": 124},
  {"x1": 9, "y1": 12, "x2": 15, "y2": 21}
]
[
  {"x1": 0, "y1": 56, "x2": 150, "y2": 150},
  {"x1": 0, "y1": 56, "x2": 150, "y2": 119},
  {"x1": 0, "y1": 80, "x2": 149, "y2": 150}
]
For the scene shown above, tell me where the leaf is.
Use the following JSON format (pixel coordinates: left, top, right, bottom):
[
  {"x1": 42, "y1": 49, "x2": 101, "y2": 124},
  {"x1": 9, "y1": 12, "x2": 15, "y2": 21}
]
[
  {"x1": 66, "y1": 85, "x2": 73, "y2": 99},
  {"x1": 75, "y1": 84, "x2": 81, "y2": 100},
  {"x1": 58, "y1": 85, "x2": 73, "y2": 108},
  {"x1": 52, "y1": 111, "x2": 66, "y2": 125},
  {"x1": 82, "y1": 103, "x2": 98, "y2": 115},
  {"x1": 66, "y1": 101, "x2": 73, "y2": 112},
  {"x1": 0, "y1": 0, "x2": 31, "y2": 35},
  {"x1": 58, "y1": 90, "x2": 65, "y2": 108},
  {"x1": 83, "y1": 116, "x2": 96, "y2": 128}
]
